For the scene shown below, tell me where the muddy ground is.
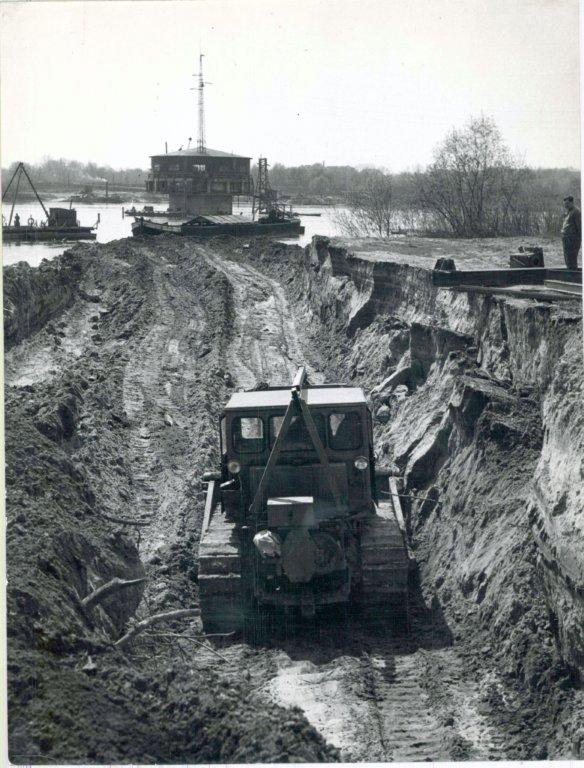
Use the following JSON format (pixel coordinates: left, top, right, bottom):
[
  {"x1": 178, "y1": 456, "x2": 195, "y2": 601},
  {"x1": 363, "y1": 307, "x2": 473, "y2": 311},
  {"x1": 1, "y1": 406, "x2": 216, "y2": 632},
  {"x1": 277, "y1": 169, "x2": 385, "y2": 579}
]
[{"x1": 4, "y1": 234, "x2": 583, "y2": 762}]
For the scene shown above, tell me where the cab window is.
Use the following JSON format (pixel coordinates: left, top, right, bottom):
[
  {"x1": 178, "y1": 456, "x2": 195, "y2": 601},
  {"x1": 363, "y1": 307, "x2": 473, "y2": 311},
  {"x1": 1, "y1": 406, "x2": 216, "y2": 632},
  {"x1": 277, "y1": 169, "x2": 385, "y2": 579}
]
[
  {"x1": 329, "y1": 412, "x2": 362, "y2": 450},
  {"x1": 232, "y1": 417, "x2": 264, "y2": 452},
  {"x1": 269, "y1": 412, "x2": 326, "y2": 450}
]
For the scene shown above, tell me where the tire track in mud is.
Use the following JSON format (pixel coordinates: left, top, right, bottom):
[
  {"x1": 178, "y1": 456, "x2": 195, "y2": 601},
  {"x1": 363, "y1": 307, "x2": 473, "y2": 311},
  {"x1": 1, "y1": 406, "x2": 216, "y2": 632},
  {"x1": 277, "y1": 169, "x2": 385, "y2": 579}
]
[
  {"x1": 120, "y1": 250, "x2": 218, "y2": 560},
  {"x1": 123, "y1": 260, "x2": 188, "y2": 556},
  {"x1": 119, "y1": 242, "x2": 319, "y2": 560},
  {"x1": 198, "y1": 244, "x2": 324, "y2": 387}
]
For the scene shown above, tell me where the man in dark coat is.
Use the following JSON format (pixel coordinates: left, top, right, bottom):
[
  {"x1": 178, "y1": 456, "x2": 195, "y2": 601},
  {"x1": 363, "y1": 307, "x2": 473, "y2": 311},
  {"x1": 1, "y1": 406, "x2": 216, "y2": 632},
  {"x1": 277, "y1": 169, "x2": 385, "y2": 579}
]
[{"x1": 561, "y1": 196, "x2": 581, "y2": 270}]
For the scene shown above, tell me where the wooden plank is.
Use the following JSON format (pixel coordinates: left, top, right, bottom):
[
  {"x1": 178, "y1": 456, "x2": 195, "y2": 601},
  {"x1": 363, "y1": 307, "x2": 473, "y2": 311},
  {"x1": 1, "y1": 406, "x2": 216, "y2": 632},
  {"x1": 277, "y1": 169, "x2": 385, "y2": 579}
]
[
  {"x1": 447, "y1": 285, "x2": 579, "y2": 301},
  {"x1": 543, "y1": 280, "x2": 582, "y2": 296}
]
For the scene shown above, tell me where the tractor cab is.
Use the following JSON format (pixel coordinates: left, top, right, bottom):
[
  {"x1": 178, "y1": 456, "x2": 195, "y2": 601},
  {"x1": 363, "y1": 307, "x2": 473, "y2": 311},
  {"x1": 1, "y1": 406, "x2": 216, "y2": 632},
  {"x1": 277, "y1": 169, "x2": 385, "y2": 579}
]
[{"x1": 219, "y1": 371, "x2": 376, "y2": 527}]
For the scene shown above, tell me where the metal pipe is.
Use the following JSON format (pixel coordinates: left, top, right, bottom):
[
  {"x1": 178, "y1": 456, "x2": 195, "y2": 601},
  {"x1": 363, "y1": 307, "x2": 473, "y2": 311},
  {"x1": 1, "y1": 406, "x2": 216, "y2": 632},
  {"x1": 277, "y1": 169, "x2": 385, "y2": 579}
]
[
  {"x1": 2, "y1": 162, "x2": 22, "y2": 201},
  {"x1": 8, "y1": 165, "x2": 22, "y2": 226},
  {"x1": 20, "y1": 164, "x2": 50, "y2": 219}
]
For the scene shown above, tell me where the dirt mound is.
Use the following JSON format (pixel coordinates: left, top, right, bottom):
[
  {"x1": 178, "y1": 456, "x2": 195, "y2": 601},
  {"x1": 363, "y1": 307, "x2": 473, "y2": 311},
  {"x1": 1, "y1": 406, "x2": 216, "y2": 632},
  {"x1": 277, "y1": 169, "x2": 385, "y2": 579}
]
[
  {"x1": 5, "y1": 238, "x2": 338, "y2": 763},
  {"x1": 9, "y1": 647, "x2": 337, "y2": 763}
]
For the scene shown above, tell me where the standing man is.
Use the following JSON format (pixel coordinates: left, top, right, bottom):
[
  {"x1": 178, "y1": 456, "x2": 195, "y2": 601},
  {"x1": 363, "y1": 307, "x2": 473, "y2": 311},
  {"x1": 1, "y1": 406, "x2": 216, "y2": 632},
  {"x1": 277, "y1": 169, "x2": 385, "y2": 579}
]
[{"x1": 561, "y1": 195, "x2": 581, "y2": 270}]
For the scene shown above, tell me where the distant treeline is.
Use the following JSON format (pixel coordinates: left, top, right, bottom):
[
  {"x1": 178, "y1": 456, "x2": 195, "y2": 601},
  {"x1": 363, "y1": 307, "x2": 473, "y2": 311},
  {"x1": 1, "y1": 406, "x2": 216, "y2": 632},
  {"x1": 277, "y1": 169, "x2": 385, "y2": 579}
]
[
  {"x1": 1, "y1": 158, "x2": 148, "y2": 191},
  {"x1": 267, "y1": 163, "x2": 580, "y2": 208},
  {"x1": 265, "y1": 117, "x2": 580, "y2": 237}
]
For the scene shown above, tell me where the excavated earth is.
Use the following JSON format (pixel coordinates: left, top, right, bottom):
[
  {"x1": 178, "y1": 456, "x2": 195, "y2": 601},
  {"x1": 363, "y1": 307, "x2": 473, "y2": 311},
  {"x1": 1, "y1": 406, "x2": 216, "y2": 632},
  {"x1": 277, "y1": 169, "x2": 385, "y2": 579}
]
[{"x1": 4, "y1": 233, "x2": 584, "y2": 762}]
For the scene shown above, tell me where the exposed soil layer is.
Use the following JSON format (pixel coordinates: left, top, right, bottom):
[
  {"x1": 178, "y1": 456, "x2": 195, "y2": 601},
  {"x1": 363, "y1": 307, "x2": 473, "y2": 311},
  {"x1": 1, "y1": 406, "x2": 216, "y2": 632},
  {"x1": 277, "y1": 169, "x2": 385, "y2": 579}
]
[{"x1": 4, "y1": 233, "x2": 583, "y2": 762}]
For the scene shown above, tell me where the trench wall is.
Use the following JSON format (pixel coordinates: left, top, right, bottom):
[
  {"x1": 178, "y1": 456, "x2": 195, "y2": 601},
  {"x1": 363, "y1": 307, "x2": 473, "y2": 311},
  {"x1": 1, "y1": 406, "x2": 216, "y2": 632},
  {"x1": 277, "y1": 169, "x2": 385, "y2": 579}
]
[
  {"x1": 312, "y1": 238, "x2": 584, "y2": 684},
  {"x1": 276, "y1": 236, "x2": 584, "y2": 688},
  {"x1": 317, "y1": 237, "x2": 582, "y2": 678},
  {"x1": 3, "y1": 249, "x2": 93, "y2": 350}
]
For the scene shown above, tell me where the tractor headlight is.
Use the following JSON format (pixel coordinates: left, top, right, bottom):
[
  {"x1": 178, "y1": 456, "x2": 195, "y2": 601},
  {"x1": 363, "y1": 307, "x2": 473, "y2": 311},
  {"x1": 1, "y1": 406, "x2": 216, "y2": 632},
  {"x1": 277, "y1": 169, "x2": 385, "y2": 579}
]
[
  {"x1": 227, "y1": 459, "x2": 241, "y2": 475},
  {"x1": 354, "y1": 455, "x2": 368, "y2": 471}
]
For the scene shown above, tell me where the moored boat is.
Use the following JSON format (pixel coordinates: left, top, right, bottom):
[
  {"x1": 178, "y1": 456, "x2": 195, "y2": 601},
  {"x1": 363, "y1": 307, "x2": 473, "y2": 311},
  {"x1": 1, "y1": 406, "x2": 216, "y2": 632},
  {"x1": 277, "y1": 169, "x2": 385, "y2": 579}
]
[{"x1": 132, "y1": 213, "x2": 304, "y2": 238}]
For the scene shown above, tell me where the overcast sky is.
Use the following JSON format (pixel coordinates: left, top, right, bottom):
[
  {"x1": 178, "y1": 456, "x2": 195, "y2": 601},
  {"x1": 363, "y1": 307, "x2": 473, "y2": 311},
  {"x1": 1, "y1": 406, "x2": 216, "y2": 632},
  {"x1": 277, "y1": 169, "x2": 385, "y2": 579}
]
[{"x1": 0, "y1": 0, "x2": 580, "y2": 171}]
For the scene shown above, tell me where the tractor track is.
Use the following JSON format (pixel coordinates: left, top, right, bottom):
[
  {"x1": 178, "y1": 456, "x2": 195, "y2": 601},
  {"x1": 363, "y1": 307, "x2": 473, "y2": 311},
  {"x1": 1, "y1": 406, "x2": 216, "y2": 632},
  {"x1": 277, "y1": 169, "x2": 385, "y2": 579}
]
[
  {"x1": 124, "y1": 242, "x2": 518, "y2": 760},
  {"x1": 244, "y1": 615, "x2": 509, "y2": 761}
]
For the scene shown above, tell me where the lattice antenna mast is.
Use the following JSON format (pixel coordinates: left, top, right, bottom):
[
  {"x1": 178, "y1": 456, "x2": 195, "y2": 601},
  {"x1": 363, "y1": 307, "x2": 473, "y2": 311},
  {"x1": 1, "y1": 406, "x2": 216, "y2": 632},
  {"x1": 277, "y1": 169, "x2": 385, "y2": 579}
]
[
  {"x1": 191, "y1": 54, "x2": 211, "y2": 151},
  {"x1": 197, "y1": 54, "x2": 207, "y2": 152}
]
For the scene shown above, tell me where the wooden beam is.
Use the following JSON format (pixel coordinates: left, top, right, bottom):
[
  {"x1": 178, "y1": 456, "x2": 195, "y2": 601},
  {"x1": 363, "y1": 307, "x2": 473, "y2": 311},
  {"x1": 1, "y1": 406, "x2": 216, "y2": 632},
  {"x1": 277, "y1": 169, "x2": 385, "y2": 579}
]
[
  {"x1": 448, "y1": 284, "x2": 580, "y2": 301},
  {"x1": 292, "y1": 367, "x2": 307, "y2": 389},
  {"x1": 2, "y1": 162, "x2": 22, "y2": 202},
  {"x1": 8, "y1": 164, "x2": 23, "y2": 226},
  {"x1": 433, "y1": 267, "x2": 547, "y2": 288},
  {"x1": 201, "y1": 480, "x2": 217, "y2": 538}
]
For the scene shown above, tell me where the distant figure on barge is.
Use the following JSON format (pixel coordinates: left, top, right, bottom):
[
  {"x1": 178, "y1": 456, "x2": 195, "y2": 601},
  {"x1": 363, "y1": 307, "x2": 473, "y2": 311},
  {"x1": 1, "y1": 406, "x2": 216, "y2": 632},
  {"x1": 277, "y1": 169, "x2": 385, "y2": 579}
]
[{"x1": 561, "y1": 195, "x2": 581, "y2": 270}]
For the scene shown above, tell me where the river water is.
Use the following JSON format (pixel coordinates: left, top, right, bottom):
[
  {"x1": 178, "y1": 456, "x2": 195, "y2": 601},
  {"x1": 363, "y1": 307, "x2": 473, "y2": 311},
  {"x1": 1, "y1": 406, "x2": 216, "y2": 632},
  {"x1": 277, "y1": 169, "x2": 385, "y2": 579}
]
[{"x1": 1, "y1": 199, "x2": 344, "y2": 267}]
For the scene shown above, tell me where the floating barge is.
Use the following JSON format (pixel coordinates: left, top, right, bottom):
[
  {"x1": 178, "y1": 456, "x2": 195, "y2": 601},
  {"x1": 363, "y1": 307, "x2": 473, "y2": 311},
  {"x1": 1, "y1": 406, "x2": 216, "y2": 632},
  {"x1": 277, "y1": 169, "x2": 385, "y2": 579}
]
[
  {"x1": 3, "y1": 221, "x2": 97, "y2": 243},
  {"x1": 132, "y1": 213, "x2": 304, "y2": 239},
  {"x1": 2, "y1": 163, "x2": 97, "y2": 243}
]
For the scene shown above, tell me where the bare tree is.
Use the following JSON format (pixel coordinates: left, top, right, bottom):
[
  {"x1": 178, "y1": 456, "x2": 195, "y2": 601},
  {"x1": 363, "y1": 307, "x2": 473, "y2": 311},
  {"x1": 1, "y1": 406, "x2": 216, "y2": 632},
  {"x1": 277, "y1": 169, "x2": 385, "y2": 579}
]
[
  {"x1": 336, "y1": 170, "x2": 394, "y2": 238},
  {"x1": 417, "y1": 116, "x2": 526, "y2": 237}
]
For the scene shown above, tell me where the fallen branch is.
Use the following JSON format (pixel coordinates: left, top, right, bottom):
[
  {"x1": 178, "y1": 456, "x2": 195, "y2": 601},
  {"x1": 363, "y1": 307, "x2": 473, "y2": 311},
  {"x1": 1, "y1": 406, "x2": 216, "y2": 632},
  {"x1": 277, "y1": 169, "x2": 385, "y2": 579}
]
[
  {"x1": 204, "y1": 632, "x2": 236, "y2": 639},
  {"x1": 144, "y1": 632, "x2": 229, "y2": 662},
  {"x1": 101, "y1": 512, "x2": 153, "y2": 527},
  {"x1": 114, "y1": 608, "x2": 200, "y2": 649},
  {"x1": 380, "y1": 490, "x2": 442, "y2": 506},
  {"x1": 81, "y1": 576, "x2": 147, "y2": 610}
]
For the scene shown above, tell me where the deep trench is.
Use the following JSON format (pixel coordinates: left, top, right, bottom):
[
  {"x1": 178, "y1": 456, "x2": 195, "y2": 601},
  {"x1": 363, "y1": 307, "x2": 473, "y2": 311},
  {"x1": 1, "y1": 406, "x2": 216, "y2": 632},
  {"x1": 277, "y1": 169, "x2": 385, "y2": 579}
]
[{"x1": 4, "y1": 235, "x2": 584, "y2": 762}]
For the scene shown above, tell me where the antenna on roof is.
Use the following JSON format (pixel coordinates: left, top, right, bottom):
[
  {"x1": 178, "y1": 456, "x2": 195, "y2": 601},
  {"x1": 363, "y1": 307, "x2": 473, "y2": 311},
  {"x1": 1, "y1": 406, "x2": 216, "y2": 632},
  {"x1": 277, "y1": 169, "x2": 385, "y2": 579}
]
[{"x1": 191, "y1": 53, "x2": 212, "y2": 154}]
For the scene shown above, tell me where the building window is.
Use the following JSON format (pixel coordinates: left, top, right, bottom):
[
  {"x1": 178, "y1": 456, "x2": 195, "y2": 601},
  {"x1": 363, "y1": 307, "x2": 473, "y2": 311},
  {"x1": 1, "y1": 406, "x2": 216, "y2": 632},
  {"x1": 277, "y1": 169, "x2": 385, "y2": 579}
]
[
  {"x1": 193, "y1": 164, "x2": 205, "y2": 172},
  {"x1": 169, "y1": 164, "x2": 180, "y2": 171}
]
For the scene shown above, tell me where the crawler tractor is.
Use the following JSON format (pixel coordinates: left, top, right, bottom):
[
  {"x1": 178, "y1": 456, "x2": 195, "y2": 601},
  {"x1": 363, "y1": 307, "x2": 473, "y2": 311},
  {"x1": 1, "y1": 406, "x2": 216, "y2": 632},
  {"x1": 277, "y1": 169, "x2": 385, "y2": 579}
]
[{"x1": 198, "y1": 368, "x2": 411, "y2": 634}]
